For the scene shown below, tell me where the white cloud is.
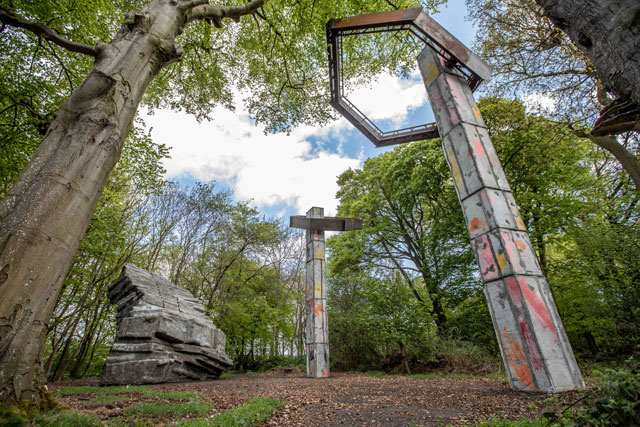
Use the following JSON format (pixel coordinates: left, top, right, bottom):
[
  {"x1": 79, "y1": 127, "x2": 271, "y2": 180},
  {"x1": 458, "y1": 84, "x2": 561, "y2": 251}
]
[
  {"x1": 346, "y1": 71, "x2": 427, "y2": 125},
  {"x1": 522, "y1": 92, "x2": 557, "y2": 115},
  {"x1": 141, "y1": 105, "x2": 361, "y2": 217},
  {"x1": 141, "y1": 70, "x2": 432, "y2": 218}
]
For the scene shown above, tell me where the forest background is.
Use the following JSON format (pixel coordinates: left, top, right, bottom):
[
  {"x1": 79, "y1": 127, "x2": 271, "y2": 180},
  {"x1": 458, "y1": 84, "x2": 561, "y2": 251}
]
[{"x1": 0, "y1": 0, "x2": 638, "y2": 385}]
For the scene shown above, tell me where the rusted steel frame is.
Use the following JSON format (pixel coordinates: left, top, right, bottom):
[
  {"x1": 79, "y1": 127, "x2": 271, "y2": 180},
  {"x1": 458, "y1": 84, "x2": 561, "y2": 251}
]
[
  {"x1": 327, "y1": 27, "x2": 439, "y2": 145},
  {"x1": 326, "y1": 8, "x2": 491, "y2": 146},
  {"x1": 290, "y1": 216, "x2": 363, "y2": 232},
  {"x1": 328, "y1": 8, "x2": 489, "y2": 89},
  {"x1": 329, "y1": 8, "x2": 422, "y2": 31}
]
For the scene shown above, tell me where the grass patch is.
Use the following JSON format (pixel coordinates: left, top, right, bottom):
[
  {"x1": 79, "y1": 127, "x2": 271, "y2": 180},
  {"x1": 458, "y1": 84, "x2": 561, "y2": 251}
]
[
  {"x1": 32, "y1": 410, "x2": 102, "y2": 426},
  {"x1": 143, "y1": 391, "x2": 203, "y2": 401},
  {"x1": 104, "y1": 417, "x2": 155, "y2": 427},
  {"x1": 0, "y1": 409, "x2": 27, "y2": 426},
  {"x1": 90, "y1": 394, "x2": 127, "y2": 405},
  {"x1": 125, "y1": 401, "x2": 213, "y2": 417},
  {"x1": 472, "y1": 415, "x2": 546, "y2": 426},
  {"x1": 57, "y1": 385, "x2": 203, "y2": 404},
  {"x1": 180, "y1": 397, "x2": 286, "y2": 427},
  {"x1": 55, "y1": 385, "x2": 151, "y2": 397}
]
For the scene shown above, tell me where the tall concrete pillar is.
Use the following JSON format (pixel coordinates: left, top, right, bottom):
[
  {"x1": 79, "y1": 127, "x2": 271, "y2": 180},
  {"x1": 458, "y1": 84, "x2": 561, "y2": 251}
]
[
  {"x1": 304, "y1": 207, "x2": 329, "y2": 378},
  {"x1": 418, "y1": 47, "x2": 584, "y2": 392},
  {"x1": 291, "y1": 209, "x2": 362, "y2": 378}
]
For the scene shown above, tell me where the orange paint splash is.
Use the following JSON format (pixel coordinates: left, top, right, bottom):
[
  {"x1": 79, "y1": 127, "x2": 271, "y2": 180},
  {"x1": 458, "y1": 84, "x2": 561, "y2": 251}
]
[
  {"x1": 314, "y1": 302, "x2": 323, "y2": 318},
  {"x1": 502, "y1": 328, "x2": 535, "y2": 390},
  {"x1": 515, "y1": 239, "x2": 527, "y2": 251},
  {"x1": 470, "y1": 217, "x2": 481, "y2": 231}
]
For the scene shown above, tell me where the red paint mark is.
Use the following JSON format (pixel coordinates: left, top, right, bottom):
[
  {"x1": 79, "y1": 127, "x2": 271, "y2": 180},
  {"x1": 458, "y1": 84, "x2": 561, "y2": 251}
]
[
  {"x1": 502, "y1": 233, "x2": 517, "y2": 264},
  {"x1": 480, "y1": 191, "x2": 490, "y2": 206},
  {"x1": 322, "y1": 370, "x2": 329, "y2": 377},
  {"x1": 502, "y1": 328, "x2": 535, "y2": 390},
  {"x1": 520, "y1": 320, "x2": 545, "y2": 371},
  {"x1": 472, "y1": 138, "x2": 487, "y2": 158},
  {"x1": 314, "y1": 230, "x2": 319, "y2": 240},
  {"x1": 432, "y1": 91, "x2": 459, "y2": 130},
  {"x1": 515, "y1": 239, "x2": 527, "y2": 252},
  {"x1": 518, "y1": 277, "x2": 557, "y2": 343},
  {"x1": 505, "y1": 277, "x2": 522, "y2": 305},
  {"x1": 507, "y1": 277, "x2": 554, "y2": 369},
  {"x1": 476, "y1": 235, "x2": 497, "y2": 280}
]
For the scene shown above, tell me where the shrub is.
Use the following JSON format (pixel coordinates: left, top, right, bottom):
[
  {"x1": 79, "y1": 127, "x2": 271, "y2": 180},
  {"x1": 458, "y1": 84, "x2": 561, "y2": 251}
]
[
  {"x1": 565, "y1": 359, "x2": 640, "y2": 425},
  {"x1": 432, "y1": 337, "x2": 502, "y2": 375}
]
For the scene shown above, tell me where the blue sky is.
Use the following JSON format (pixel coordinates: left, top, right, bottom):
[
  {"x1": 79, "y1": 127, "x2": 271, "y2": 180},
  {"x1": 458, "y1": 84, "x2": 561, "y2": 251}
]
[{"x1": 143, "y1": 0, "x2": 476, "y2": 221}]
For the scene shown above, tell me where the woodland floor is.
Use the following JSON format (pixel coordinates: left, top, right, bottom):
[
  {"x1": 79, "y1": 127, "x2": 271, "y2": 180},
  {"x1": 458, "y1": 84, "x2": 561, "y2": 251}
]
[{"x1": 50, "y1": 370, "x2": 581, "y2": 426}]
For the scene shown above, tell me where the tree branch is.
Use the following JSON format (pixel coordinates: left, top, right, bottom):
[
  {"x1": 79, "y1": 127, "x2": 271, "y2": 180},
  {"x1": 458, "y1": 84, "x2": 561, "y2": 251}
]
[
  {"x1": 185, "y1": 0, "x2": 265, "y2": 27},
  {"x1": 0, "y1": 8, "x2": 98, "y2": 57},
  {"x1": 570, "y1": 125, "x2": 640, "y2": 190}
]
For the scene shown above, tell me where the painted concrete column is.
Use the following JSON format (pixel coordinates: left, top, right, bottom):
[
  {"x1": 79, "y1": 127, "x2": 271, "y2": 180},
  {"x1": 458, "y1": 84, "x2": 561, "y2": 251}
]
[
  {"x1": 304, "y1": 207, "x2": 329, "y2": 378},
  {"x1": 418, "y1": 47, "x2": 584, "y2": 392}
]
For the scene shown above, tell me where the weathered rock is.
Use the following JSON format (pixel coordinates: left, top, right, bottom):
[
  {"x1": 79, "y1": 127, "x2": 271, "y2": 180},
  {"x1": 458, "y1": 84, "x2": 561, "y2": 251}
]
[{"x1": 102, "y1": 264, "x2": 232, "y2": 385}]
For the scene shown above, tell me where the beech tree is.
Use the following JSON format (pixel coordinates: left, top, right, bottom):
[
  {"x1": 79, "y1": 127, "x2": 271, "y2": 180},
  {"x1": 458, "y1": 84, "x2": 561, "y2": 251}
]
[
  {"x1": 533, "y1": 0, "x2": 640, "y2": 117},
  {"x1": 0, "y1": 0, "x2": 442, "y2": 407},
  {"x1": 467, "y1": 0, "x2": 640, "y2": 189}
]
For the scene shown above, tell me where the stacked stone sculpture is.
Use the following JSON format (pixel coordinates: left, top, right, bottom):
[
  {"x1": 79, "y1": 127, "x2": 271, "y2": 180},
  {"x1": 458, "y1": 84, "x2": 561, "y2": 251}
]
[{"x1": 102, "y1": 264, "x2": 232, "y2": 385}]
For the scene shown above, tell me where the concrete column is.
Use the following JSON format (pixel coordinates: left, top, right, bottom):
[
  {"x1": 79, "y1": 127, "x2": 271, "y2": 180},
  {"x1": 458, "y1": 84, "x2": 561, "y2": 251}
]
[
  {"x1": 305, "y1": 207, "x2": 329, "y2": 378},
  {"x1": 418, "y1": 47, "x2": 584, "y2": 392}
]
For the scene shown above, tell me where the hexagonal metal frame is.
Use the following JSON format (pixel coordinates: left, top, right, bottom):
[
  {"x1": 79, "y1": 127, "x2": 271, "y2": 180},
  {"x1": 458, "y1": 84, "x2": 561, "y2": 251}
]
[{"x1": 327, "y1": 8, "x2": 492, "y2": 147}]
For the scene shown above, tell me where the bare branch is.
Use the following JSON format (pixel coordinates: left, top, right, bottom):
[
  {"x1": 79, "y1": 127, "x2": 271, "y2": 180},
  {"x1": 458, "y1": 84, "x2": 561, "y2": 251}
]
[
  {"x1": 186, "y1": 0, "x2": 264, "y2": 27},
  {"x1": 0, "y1": 8, "x2": 98, "y2": 57}
]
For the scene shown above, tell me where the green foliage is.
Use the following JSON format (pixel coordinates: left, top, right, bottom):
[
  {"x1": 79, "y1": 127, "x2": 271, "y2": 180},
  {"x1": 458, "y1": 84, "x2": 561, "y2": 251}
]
[
  {"x1": 330, "y1": 139, "x2": 477, "y2": 338},
  {"x1": 431, "y1": 337, "x2": 501, "y2": 375},
  {"x1": 235, "y1": 355, "x2": 305, "y2": 373},
  {"x1": 480, "y1": 360, "x2": 640, "y2": 426},
  {"x1": 562, "y1": 360, "x2": 640, "y2": 426},
  {"x1": 32, "y1": 410, "x2": 102, "y2": 427},
  {"x1": 328, "y1": 271, "x2": 436, "y2": 372},
  {"x1": 179, "y1": 397, "x2": 285, "y2": 427},
  {"x1": 447, "y1": 294, "x2": 498, "y2": 353},
  {"x1": 125, "y1": 401, "x2": 213, "y2": 417},
  {"x1": 0, "y1": 410, "x2": 27, "y2": 426}
]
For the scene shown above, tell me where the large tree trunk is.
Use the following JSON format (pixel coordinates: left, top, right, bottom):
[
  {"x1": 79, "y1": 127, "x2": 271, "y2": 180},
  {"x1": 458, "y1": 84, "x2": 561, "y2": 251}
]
[
  {"x1": 0, "y1": 0, "x2": 183, "y2": 405},
  {"x1": 535, "y1": 0, "x2": 640, "y2": 106}
]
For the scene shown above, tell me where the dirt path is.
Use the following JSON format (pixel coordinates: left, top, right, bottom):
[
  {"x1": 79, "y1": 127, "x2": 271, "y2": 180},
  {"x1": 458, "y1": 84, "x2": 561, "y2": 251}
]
[{"x1": 52, "y1": 371, "x2": 569, "y2": 426}]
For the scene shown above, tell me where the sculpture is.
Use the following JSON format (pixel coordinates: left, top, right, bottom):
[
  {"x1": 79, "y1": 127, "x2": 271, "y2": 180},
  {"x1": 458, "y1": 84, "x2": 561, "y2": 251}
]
[{"x1": 102, "y1": 264, "x2": 232, "y2": 384}]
